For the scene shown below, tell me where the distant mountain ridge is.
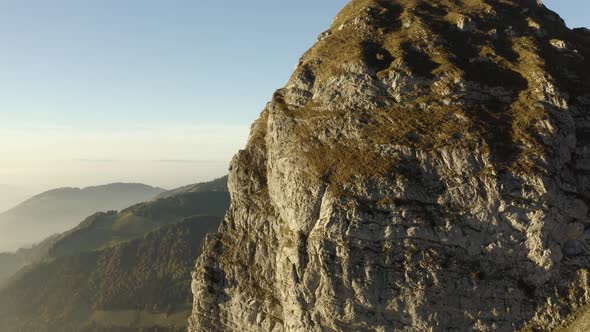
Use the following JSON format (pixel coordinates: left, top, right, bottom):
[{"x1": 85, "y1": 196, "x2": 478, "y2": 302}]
[
  {"x1": 155, "y1": 176, "x2": 228, "y2": 200},
  {"x1": 0, "y1": 180, "x2": 230, "y2": 286},
  {"x1": 0, "y1": 176, "x2": 230, "y2": 331},
  {"x1": 0, "y1": 185, "x2": 32, "y2": 214},
  {"x1": 47, "y1": 191, "x2": 230, "y2": 258},
  {"x1": 0, "y1": 183, "x2": 166, "y2": 252}
]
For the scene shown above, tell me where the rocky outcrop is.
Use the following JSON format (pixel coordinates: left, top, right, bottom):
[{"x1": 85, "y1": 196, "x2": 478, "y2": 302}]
[{"x1": 189, "y1": 0, "x2": 590, "y2": 330}]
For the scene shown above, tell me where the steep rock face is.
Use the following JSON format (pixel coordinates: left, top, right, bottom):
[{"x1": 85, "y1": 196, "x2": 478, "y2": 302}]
[{"x1": 189, "y1": 0, "x2": 590, "y2": 331}]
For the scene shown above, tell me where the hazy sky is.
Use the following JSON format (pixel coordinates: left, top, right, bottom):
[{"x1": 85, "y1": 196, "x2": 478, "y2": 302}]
[{"x1": 0, "y1": 0, "x2": 587, "y2": 207}]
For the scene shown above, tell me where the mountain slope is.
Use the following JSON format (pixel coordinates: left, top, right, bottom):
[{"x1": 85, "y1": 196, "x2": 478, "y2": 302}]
[
  {"x1": 0, "y1": 183, "x2": 166, "y2": 252},
  {"x1": 0, "y1": 218, "x2": 220, "y2": 332},
  {"x1": 0, "y1": 234, "x2": 60, "y2": 284},
  {"x1": 0, "y1": 185, "x2": 33, "y2": 216},
  {"x1": 47, "y1": 191, "x2": 230, "y2": 258},
  {"x1": 0, "y1": 179, "x2": 230, "y2": 285},
  {"x1": 155, "y1": 176, "x2": 229, "y2": 200},
  {"x1": 189, "y1": 0, "x2": 590, "y2": 331},
  {"x1": 0, "y1": 177, "x2": 231, "y2": 331}
]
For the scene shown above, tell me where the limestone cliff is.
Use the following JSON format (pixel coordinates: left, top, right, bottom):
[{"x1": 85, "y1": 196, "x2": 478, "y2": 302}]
[{"x1": 189, "y1": 0, "x2": 590, "y2": 330}]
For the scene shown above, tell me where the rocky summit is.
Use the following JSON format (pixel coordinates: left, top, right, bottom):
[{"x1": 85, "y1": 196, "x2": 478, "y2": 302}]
[{"x1": 189, "y1": 0, "x2": 590, "y2": 331}]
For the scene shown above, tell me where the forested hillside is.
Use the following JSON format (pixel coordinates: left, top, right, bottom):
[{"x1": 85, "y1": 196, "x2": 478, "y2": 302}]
[
  {"x1": 0, "y1": 218, "x2": 219, "y2": 331},
  {"x1": 0, "y1": 177, "x2": 230, "y2": 331}
]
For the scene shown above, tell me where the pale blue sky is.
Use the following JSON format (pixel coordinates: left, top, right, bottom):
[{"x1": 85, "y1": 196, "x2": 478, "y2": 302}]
[
  {"x1": 0, "y1": 0, "x2": 587, "y2": 206},
  {"x1": 0, "y1": 1, "x2": 346, "y2": 128}
]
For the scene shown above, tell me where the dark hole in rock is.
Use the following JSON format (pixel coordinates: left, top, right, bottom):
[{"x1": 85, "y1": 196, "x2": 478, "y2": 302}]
[
  {"x1": 517, "y1": 277, "x2": 536, "y2": 297},
  {"x1": 401, "y1": 42, "x2": 440, "y2": 79},
  {"x1": 463, "y1": 58, "x2": 528, "y2": 90},
  {"x1": 362, "y1": 41, "x2": 394, "y2": 72},
  {"x1": 415, "y1": 2, "x2": 449, "y2": 18},
  {"x1": 492, "y1": 33, "x2": 520, "y2": 63},
  {"x1": 406, "y1": 131, "x2": 421, "y2": 143},
  {"x1": 373, "y1": 0, "x2": 404, "y2": 32}
]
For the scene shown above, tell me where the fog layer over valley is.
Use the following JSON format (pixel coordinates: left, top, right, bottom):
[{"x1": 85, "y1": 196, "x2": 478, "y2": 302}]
[{"x1": 0, "y1": 183, "x2": 166, "y2": 252}]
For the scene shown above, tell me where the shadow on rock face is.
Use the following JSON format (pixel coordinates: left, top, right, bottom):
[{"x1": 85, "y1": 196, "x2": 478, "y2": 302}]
[
  {"x1": 362, "y1": 41, "x2": 394, "y2": 72},
  {"x1": 417, "y1": 5, "x2": 529, "y2": 170},
  {"x1": 400, "y1": 42, "x2": 440, "y2": 79},
  {"x1": 372, "y1": 0, "x2": 403, "y2": 32}
]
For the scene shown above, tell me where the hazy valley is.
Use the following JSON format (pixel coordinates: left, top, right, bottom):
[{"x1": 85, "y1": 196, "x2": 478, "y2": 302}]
[
  {"x1": 0, "y1": 183, "x2": 166, "y2": 253},
  {"x1": 0, "y1": 177, "x2": 230, "y2": 331}
]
